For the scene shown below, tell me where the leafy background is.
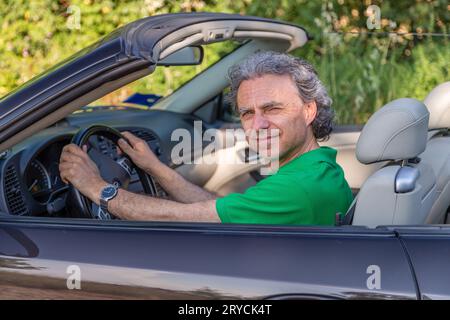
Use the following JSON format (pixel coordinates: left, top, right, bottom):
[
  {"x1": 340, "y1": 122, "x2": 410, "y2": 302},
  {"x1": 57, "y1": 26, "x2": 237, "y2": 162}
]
[{"x1": 0, "y1": 0, "x2": 448, "y2": 124}]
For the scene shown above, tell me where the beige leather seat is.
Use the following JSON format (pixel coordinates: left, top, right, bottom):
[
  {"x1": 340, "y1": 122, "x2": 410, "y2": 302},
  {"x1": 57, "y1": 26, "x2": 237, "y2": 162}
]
[
  {"x1": 352, "y1": 98, "x2": 437, "y2": 228},
  {"x1": 419, "y1": 82, "x2": 450, "y2": 224}
]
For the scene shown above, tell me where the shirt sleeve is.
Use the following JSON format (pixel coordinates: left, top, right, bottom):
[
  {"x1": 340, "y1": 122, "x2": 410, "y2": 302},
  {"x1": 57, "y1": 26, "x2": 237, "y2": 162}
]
[{"x1": 215, "y1": 173, "x2": 314, "y2": 225}]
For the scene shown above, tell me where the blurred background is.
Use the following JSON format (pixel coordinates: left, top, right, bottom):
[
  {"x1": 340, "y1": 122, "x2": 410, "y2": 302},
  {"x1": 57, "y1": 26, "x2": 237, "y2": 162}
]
[{"x1": 0, "y1": 0, "x2": 448, "y2": 124}]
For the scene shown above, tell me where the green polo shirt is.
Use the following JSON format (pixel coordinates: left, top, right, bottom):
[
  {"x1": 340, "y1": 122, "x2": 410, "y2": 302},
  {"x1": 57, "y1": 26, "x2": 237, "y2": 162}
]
[{"x1": 216, "y1": 146, "x2": 353, "y2": 226}]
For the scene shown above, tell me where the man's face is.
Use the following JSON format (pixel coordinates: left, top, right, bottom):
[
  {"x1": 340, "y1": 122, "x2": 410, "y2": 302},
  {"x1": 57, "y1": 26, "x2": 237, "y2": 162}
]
[{"x1": 236, "y1": 74, "x2": 317, "y2": 162}]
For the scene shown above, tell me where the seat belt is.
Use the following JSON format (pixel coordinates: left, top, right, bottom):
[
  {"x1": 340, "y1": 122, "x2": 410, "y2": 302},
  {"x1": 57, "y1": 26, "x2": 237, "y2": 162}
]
[{"x1": 335, "y1": 195, "x2": 358, "y2": 226}]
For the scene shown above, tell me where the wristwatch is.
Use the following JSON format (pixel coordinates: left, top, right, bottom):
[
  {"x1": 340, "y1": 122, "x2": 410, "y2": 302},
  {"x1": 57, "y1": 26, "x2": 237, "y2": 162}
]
[{"x1": 99, "y1": 184, "x2": 119, "y2": 213}]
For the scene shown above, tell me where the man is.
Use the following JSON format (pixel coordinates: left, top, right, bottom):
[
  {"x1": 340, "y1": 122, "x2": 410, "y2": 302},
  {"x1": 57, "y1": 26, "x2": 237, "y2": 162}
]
[{"x1": 60, "y1": 51, "x2": 353, "y2": 225}]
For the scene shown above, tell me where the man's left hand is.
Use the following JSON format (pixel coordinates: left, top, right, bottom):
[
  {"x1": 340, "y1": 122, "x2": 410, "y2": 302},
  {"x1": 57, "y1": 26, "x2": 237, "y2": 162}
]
[{"x1": 59, "y1": 144, "x2": 107, "y2": 204}]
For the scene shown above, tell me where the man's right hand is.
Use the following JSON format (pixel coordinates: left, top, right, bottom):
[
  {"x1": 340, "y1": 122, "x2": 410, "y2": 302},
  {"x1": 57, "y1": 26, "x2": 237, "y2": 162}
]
[
  {"x1": 117, "y1": 131, "x2": 162, "y2": 175},
  {"x1": 118, "y1": 131, "x2": 216, "y2": 204}
]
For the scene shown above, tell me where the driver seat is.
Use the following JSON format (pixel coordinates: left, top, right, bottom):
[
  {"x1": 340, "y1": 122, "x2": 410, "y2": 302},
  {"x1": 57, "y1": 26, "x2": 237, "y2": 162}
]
[{"x1": 351, "y1": 98, "x2": 437, "y2": 227}]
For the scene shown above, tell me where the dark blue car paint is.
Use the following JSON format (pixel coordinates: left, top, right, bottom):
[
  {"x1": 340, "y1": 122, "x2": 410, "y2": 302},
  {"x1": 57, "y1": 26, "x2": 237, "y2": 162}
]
[
  {"x1": 394, "y1": 228, "x2": 450, "y2": 300},
  {"x1": 123, "y1": 93, "x2": 162, "y2": 107},
  {"x1": 0, "y1": 218, "x2": 419, "y2": 299}
]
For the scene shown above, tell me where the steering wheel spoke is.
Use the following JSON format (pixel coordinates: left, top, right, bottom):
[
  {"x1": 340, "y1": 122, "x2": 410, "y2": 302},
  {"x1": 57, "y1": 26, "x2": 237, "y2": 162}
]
[{"x1": 116, "y1": 157, "x2": 134, "y2": 176}]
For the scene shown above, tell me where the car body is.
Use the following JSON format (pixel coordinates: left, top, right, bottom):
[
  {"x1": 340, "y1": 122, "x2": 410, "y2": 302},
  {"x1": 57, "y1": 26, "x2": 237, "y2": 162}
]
[{"x1": 0, "y1": 12, "x2": 449, "y2": 300}]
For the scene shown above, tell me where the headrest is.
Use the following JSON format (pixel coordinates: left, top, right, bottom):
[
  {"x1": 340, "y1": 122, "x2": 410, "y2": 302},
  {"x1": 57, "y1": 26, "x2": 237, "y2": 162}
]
[
  {"x1": 356, "y1": 98, "x2": 429, "y2": 164},
  {"x1": 424, "y1": 82, "x2": 450, "y2": 130}
]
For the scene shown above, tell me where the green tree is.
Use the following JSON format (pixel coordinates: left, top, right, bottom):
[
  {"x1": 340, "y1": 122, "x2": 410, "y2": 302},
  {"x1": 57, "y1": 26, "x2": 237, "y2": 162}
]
[{"x1": 0, "y1": 0, "x2": 448, "y2": 124}]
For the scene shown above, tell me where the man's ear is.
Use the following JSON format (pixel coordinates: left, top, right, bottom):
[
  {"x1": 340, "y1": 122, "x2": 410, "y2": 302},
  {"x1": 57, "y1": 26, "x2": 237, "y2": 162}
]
[{"x1": 304, "y1": 101, "x2": 317, "y2": 126}]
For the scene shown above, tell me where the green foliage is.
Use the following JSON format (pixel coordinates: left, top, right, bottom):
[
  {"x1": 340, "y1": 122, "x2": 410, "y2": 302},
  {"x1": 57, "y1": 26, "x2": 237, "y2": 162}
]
[
  {"x1": 303, "y1": 34, "x2": 449, "y2": 124},
  {"x1": 0, "y1": 0, "x2": 448, "y2": 124}
]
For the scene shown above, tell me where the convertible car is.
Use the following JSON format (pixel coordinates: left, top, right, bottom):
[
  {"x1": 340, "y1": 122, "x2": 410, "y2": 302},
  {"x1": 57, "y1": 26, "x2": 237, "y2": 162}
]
[{"x1": 0, "y1": 12, "x2": 450, "y2": 300}]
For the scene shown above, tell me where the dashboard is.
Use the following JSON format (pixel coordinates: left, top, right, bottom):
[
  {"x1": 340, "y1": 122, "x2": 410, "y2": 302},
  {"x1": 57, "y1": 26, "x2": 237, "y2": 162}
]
[
  {"x1": 0, "y1": 109, "x2": 201, "y2": 217},
  {"x1": 25, "y1": 139, "x2": 68, "y2": 205}
]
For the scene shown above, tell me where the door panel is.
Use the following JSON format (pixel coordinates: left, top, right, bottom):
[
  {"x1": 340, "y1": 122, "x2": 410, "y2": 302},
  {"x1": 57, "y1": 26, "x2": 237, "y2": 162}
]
[
  {"x1": 396, "y1": 228, "x2": 450, "y2": 299},
  {"x1": 0, "y1": 219, "x2": 417, "y2": 299}
]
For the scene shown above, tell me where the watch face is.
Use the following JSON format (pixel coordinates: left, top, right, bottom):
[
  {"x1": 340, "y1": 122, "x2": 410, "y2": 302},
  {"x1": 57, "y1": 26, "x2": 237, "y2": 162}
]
[{"x1": 102, "y1": 186, "x2": 117, "y2": 198}]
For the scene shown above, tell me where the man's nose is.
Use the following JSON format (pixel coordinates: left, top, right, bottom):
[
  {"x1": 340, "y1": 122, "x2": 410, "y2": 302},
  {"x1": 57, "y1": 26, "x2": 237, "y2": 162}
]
[{"x1": 252, "y1": 114, "x2": 270, "y2": 130}]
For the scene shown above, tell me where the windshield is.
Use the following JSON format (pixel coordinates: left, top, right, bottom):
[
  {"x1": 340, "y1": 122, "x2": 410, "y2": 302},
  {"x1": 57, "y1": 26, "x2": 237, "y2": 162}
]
[{"x1": 81, "y1": 41, "x2": 241, "y2": 112}]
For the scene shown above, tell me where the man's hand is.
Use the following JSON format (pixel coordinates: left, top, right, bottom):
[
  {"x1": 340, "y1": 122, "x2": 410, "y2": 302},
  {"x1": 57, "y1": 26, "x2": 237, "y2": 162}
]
[
  {"x1": 117, "y1": 131, "x2": 162, "y2": 174},
  {"x1": 59, "y1": 144, "x2": 107, "y2": 203},
  {"x1": 118, "y1": 131, "x2": 217, "y2": 204}
]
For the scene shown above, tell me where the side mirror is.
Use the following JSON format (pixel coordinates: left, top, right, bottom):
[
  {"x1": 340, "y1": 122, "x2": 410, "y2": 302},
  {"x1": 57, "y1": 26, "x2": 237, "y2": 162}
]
[{"x1": 158, "y1": 46, "x2": 203, "y2": 66}]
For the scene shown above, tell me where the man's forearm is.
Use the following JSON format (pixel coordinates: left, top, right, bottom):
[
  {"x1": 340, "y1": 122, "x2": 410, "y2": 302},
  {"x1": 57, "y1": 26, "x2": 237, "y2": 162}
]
[
  {"x1": 149, "y1": 163, "x2": 217, "y2": 203},
  {"x1": 92, "y1": 185, "x2": 220, "y2": 222}
]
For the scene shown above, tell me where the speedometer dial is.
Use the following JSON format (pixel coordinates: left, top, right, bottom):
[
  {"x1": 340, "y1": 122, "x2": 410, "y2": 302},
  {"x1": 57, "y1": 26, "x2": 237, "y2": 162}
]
[{"x1": 26, "y1": 159, "x2": 52, "y2": 203}]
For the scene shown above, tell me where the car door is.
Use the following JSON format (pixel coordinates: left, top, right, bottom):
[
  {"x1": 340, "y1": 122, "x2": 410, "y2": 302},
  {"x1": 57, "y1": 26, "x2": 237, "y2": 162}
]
[
  {"x1": 0, "y1": 217, "x2": 418, "y2": 299},
  {"x1": 395, "y1": 226, "x2": 450, "y2": 300}
]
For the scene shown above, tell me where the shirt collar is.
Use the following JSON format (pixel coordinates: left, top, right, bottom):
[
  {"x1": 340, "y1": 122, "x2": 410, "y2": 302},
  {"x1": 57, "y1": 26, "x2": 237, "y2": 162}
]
[{"x1": 280, "y1": 146, "x2": 337, "y2": 171}]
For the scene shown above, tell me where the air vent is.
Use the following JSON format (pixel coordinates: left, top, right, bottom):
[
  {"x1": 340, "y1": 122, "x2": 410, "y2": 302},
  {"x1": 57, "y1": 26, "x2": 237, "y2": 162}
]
[
  {"x1": 4, "y1": 165, "x2": 28, "y2": 215},
  {"x1": 97, "y1": 128, "x2": 158, "y2": 159},
  {"x1": 129, "y1": 129, "x2": 157, "y2": 142}
]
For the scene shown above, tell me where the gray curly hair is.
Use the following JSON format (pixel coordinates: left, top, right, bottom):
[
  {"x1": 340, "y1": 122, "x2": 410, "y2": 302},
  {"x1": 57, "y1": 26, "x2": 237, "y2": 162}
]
[{"x1": 227, "y1": 51, "x2": 334, "y2": 141}]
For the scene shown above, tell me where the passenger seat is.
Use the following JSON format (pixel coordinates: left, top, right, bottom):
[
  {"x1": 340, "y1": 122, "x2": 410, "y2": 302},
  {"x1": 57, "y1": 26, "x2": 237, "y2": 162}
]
[{"x1": 419, "y1": 82, "x2": 450, "y2": 224}]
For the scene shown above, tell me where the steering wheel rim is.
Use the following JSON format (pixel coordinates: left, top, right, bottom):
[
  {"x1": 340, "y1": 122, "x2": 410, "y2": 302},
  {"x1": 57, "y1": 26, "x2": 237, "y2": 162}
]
[{"x1": 66, "y1": 125, "x2": 154, "y2": 219}]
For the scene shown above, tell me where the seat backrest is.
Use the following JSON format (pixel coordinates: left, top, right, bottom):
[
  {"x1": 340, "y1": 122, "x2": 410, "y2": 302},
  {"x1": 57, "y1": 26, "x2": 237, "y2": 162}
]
[
  {"x1": 352, "y1": 98, "x2": 437, "y2": 227},
  {"x1": 420, "y1": 136, "x2": 450, "y2": 223},
  {"x1": 420, "y1": 82, "x2": 450, "y2": 224},
  {"x1": 424, "y1": 82, "x2": 450, "y2": 132}
]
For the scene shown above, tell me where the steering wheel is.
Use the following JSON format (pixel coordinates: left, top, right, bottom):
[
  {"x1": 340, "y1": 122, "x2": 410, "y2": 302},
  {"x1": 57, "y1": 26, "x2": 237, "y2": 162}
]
[{"x1": 65, "y1": 125, "x2": 154, "y2": 219}]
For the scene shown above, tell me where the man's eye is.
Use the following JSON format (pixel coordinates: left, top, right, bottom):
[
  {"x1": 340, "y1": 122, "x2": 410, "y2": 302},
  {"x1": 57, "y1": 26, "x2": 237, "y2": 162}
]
[
  {"x1": 266, "y1": 107, "x2": 280, "y2": 113},
  {"x1": 240, "y1": 111, "x2": 253, "y2": 117}
]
